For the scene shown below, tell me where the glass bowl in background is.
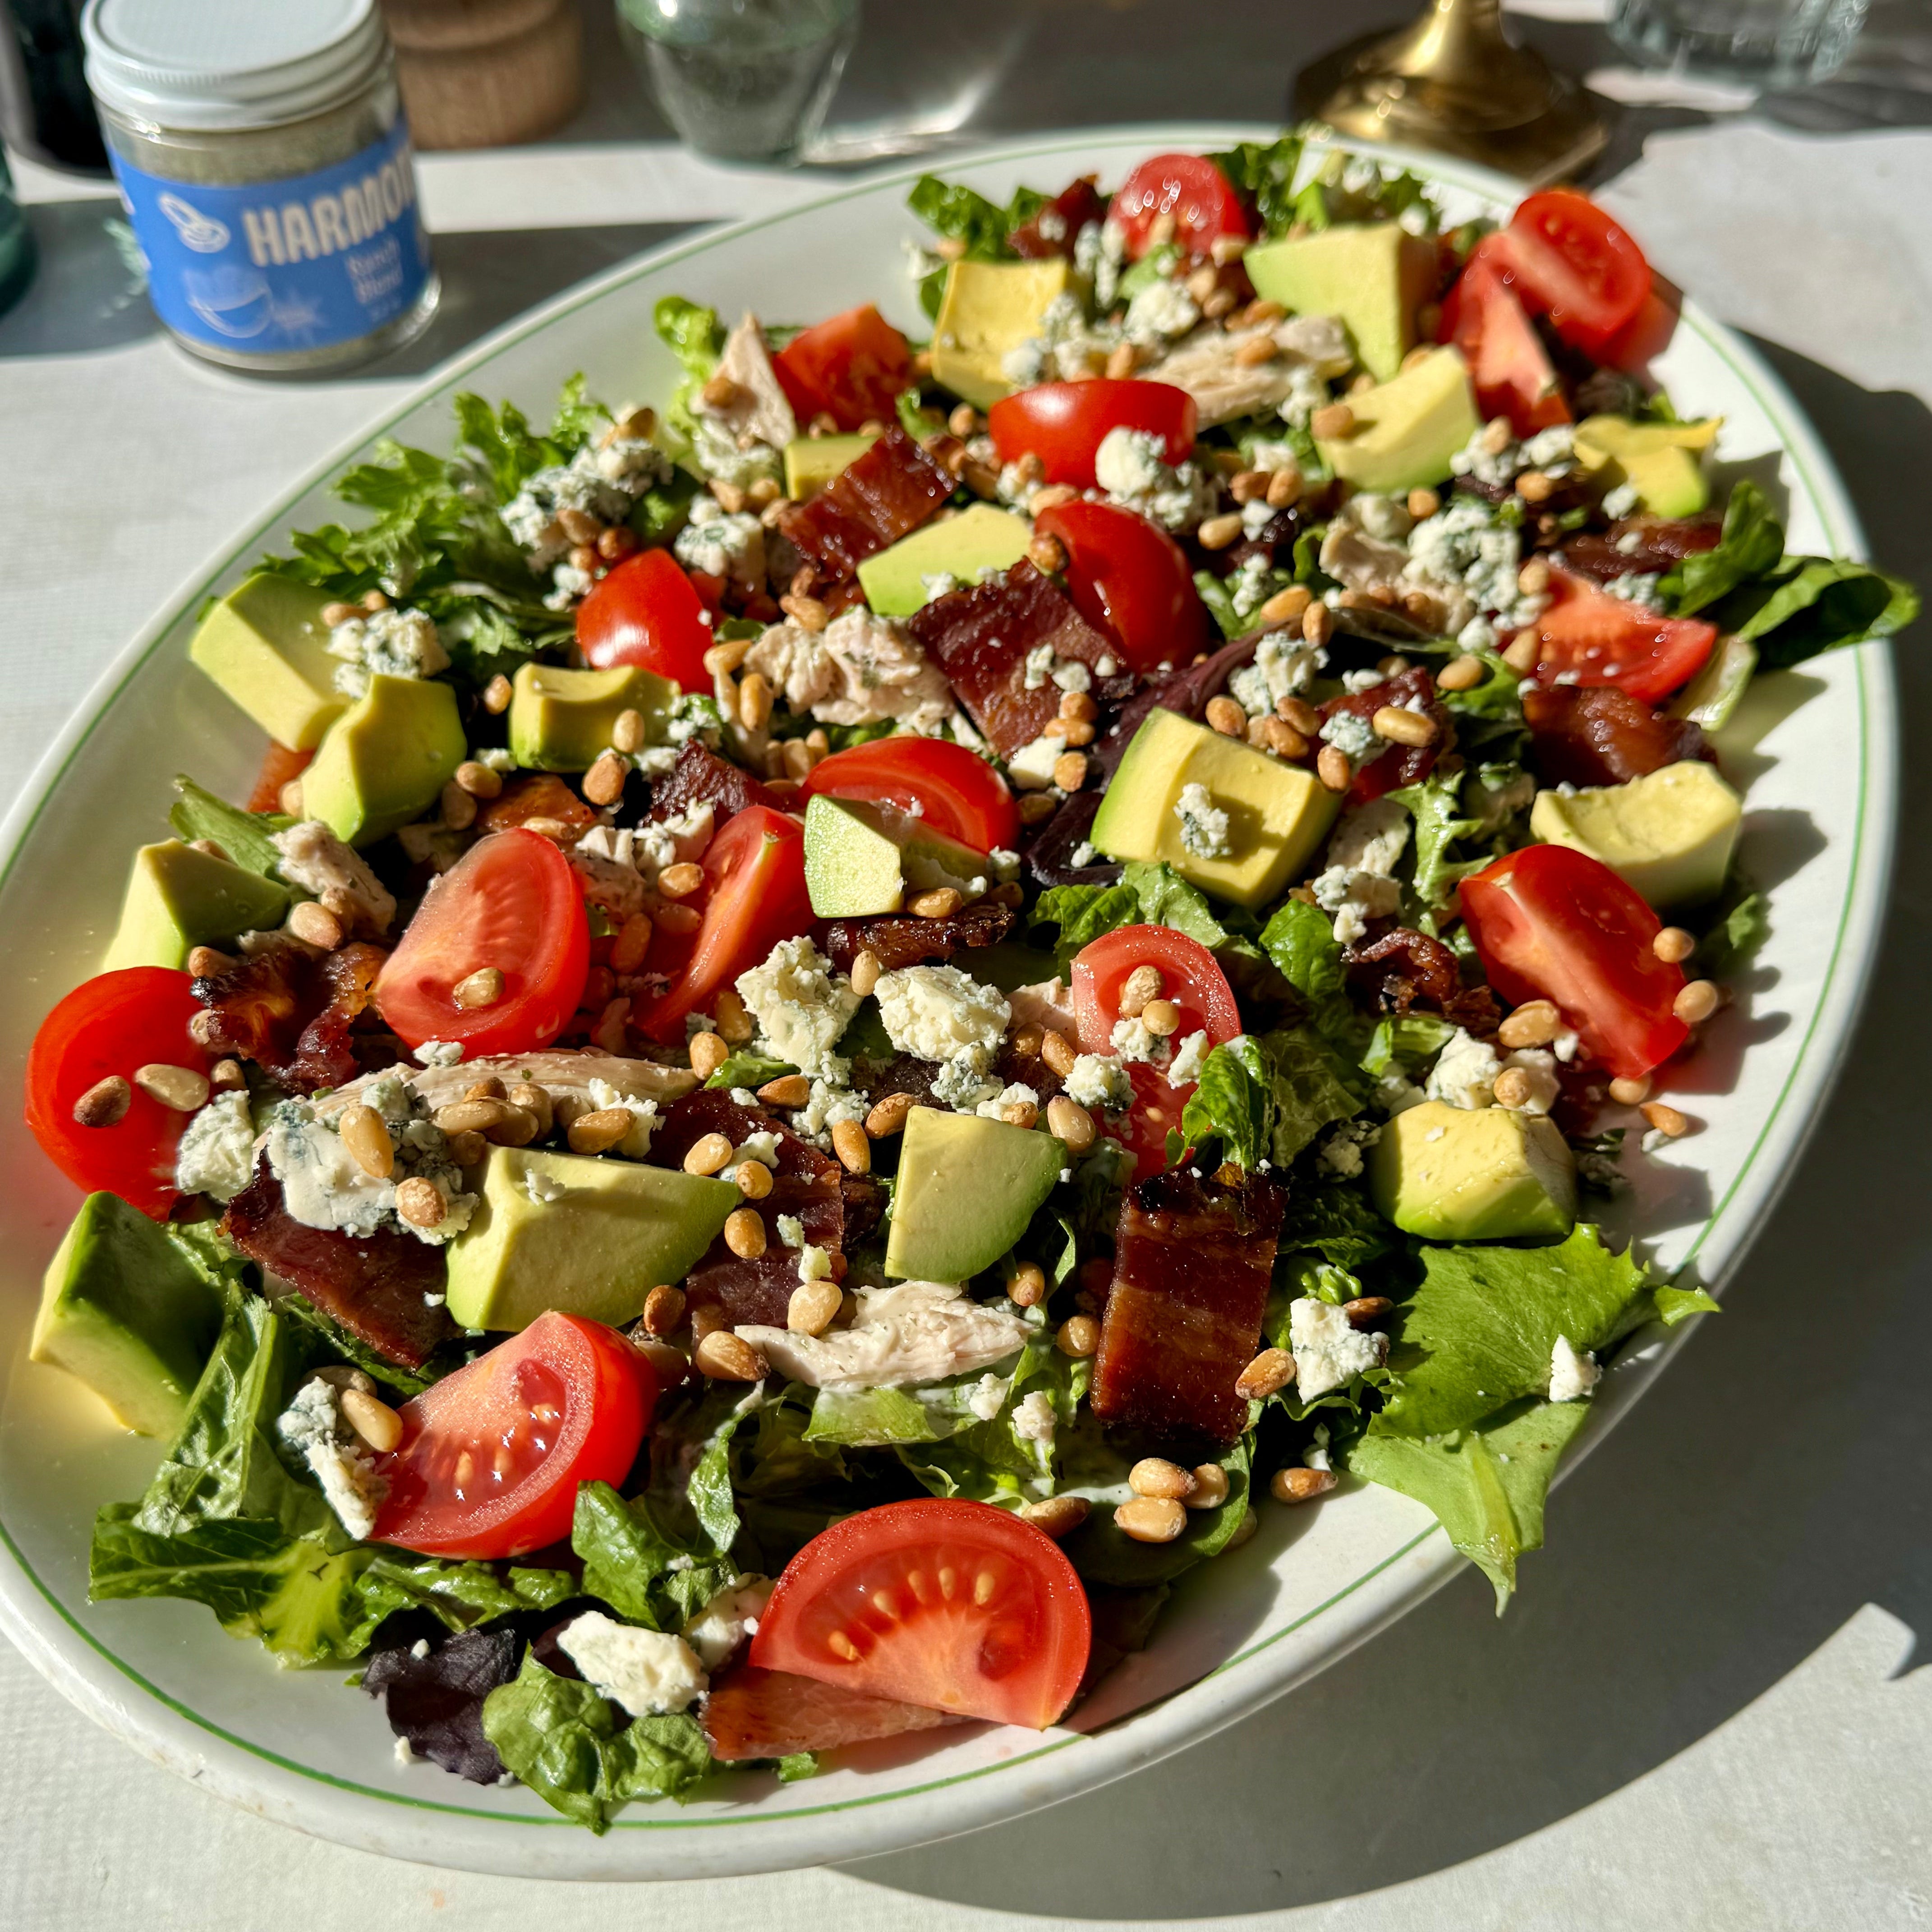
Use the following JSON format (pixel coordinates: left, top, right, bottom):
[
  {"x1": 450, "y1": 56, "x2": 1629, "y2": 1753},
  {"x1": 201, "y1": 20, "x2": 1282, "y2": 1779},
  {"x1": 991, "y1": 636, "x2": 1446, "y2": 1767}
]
[{"x1": 1609, "y1": 0, "x2": 1870, "y2": 86}]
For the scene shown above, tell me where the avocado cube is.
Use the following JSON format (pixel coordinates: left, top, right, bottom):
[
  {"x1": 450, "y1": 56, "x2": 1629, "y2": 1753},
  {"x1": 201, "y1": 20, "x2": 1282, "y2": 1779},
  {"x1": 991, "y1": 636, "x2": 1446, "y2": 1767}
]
[
  {"x1": 1529, "y1": 761, "x2": 1742, "y2": 914},
  {"x1": 1316, "y1": 346, "x2": 1481, "y2": 495},
  {"x1": 856, "y1": 503, "x2": 1034, "y2": 618},
  {"x1": 188, "y1": 572, "x2": 348, "y2": 751},
  {"x1": 1368, "y1": 1100, "x2": 1577, "y2": 1243},
  {"x1": 1573, "y1": 414, "x2": 1721, "y2": 519},
  {"x1": 301, "y1": 675, "x2": 468, "y2": 847},
  {"x1": 1242, "y1": 222, "x2": 1439, "y2": 382},
  {"x1": 444, "y1": 1145, "x2": 742, "y2": 1332},
  {"x1": 507, "y1": 661, "x2": 676, "y2": 774},
  {"x1": 102, "y1": 840, "x2": 291, "y2": 972},
  {"x1": 784, "y1": 433, "x2": 877, "y2": 501},
  {"x1": 1090, "y1": 707, "x2": 1340, "y2": 910},
  {"x1": 931, "y1": 258, "x2": 1071, "y2": 408},
  {"x1": 884, "y1": 1107, "x2": 1066, "y2": 1283},
  {"x1": 802, "y1": 793, "x2": 992, "y2": 918},
  {"x1": 31, "y1": 1192, "x2": 226, "y2": 1436}
]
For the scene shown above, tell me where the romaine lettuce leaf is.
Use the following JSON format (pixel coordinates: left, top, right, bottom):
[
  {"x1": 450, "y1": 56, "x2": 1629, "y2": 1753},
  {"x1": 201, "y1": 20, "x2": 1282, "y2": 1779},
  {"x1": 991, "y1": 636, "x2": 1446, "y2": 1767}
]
[
  {"x1": 571, "y1": 1482, "x2": 735, "y2": 1633},
  {"x1": 346, "y1": 1555, "x2": 576, "y2": 1654},
  {"x1": 168, "y1": 777, "x2": 292, "y2": 881},
  {"x1": 1661, "y1": 479, "x2": 1785, "y2": 615},
  {"x1": 1275, "y1": 1182, "x2": 1397, "y2": 1270},
  {"x1": 1178, "y1": 1029, "x2": 1362, "y2": 1171},
  {"x1": 1205, "y1": 134, "x2": 1306, "y2": 236},
  {"x1": 905, "y1": 175, "x2": 1047, "y2": 316},
  {"x1": 1030, "y1": 861, "x2": 1259, "y2": 977},
  {"x1": 1391, "y1": 768, "x2": 1487, "y2": 911}
]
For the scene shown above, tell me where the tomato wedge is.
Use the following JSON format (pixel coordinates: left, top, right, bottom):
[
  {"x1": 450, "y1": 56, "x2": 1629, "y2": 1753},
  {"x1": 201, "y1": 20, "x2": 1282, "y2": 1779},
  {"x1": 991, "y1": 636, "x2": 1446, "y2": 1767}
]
[
  {"x1": 800, "y1": 737, "x2": 1017, "y2": 852},
  {"x1": 376, "y1": 830, "x2": 589, "y2": 1056},
  {"x1": 1034, "y1": 500, "x2": 1209, "y2": 675},
  {"x1": 1459, "y1": 844, "x2": 1688, "y2": 1081},
  {"x1": 1502, "y1": 189, "x2": 1651, "y2": 355},
  {"x1": 751, "y1": 1498, "x2": 1091, "y2": 1730},
  {"x1": 372, "y1": 1313, "x2": 653, "y2": 1559},
  {"x1": 246, "y1": 740, "x2": 313, "y2": 815},
  {"x1": 637, "y1": 805, "x2": 811, "y2": 1044},
  {"x1": 576, "y1": 547, "x2": 715, "y2": 691},
  {"x1": 1529, "y1": 567, "x2": 1717, "y2": 706},
  {"x1": 986, "y1": 379, "x2": 1196, "y2": 489},
  {"x1": 704, "y1": 1664, "x2": 963, "y2": 1762},
  {"x1": 1439, "y1": 235, "x2": 1569, "y2": 438},
  {"x1": 773, "y1": 303, "x2": 912, "y2": 433},
  {"x1": 1111, "y1": 152, "x2": 1249, "y2": 261},
  {"x1": 25, "y1": 967, "x2": 210, "y2": 1218}
]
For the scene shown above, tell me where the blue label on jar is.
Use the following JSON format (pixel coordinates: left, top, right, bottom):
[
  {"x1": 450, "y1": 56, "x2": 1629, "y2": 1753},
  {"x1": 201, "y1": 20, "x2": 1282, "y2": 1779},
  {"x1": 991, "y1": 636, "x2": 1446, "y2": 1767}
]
[{"x1": 110, "y1": 116, "x2": 431, "y2": 357}]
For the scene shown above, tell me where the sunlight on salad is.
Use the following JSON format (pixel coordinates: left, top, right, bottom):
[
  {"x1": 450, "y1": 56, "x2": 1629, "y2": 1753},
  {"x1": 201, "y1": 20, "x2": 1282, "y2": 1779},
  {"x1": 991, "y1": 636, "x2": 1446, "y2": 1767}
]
[{"x1": 21, "y1": 134, "x2": 1916, "y2": 1832}]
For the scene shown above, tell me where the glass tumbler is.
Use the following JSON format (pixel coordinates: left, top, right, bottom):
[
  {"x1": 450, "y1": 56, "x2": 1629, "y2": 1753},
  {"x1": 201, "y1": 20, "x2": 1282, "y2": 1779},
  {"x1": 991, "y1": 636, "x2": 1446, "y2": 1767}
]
[
  {"x1": 617, "y1": 0, "x2": 858, "y2": 165},
  {"x1": 1608, "y1": 0, "x2": 1869, "y2": 87}
]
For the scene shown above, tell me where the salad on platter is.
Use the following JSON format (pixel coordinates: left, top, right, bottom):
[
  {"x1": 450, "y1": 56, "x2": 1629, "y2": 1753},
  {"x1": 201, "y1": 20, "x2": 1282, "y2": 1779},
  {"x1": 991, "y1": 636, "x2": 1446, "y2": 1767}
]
[{"x1": 19, "y1": 134, "x2": 1916, "y2": 1832}]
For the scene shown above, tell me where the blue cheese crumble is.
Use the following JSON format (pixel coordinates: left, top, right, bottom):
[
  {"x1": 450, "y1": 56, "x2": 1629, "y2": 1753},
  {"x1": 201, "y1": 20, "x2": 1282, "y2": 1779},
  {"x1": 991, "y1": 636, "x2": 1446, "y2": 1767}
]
[
  {"x1": 175, "y1": 1089, "x2": 255, "y2": 1202},
  {"x1": 1064, "y1": 1052, "x2": 1132, "y2": 1113},
  {"x1": 1548, "y1": 1335, "x2": 1601, "y2": 1402},
  {"x1": 276, "y1": 1371, "x2": 387, "y2": 1540},
  {"x1": 1174, "y1": 782, "x2": 1231, "y2": 860},
  {"x1": 1288, "y1": 1297, "x2": 1385, "y2": 1399},
  {"x1": 736, "y1": 936, "x2": 860, "y2": 1083},
  {"x1": 324, "y1": 606, "x2": 449, "y2": 699},
  {"x1": 557, "y1": 1611, "x2": 707, "y2": 1716}
]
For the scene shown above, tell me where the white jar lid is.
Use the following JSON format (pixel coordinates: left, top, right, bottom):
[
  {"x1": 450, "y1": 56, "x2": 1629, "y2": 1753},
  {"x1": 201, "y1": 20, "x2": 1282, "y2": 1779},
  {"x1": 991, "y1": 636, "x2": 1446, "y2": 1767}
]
[{"x1": 82, "y1": 0, "x2": 387, "y2": 133}]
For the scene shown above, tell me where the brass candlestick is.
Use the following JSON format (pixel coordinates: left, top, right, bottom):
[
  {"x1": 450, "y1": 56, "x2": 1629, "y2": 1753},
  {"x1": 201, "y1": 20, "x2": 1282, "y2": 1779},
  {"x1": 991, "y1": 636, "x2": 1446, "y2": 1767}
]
[{"x1": 1295, "y1": 0, "x2": 1607, "y2": 185}]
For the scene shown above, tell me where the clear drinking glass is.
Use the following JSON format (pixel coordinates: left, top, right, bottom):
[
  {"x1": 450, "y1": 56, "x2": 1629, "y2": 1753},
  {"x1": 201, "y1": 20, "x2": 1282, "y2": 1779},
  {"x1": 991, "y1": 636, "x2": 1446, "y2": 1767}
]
[
  {"x1": 1608, "y1": 0, "x2": 1869, "y2": 87},
  {"x1": 616, "y1": 0, "x2": 859, "y2": 165},
  {"x1": 0, "y1": 149, "x2": 36, "y2": 319}
]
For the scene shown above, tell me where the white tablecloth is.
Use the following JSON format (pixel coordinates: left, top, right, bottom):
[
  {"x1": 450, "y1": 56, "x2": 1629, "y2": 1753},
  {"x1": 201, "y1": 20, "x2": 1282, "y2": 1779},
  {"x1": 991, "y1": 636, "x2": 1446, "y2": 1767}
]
[{"x1": 4, "y1": 3, "x2": 1932, "y2": 1924}]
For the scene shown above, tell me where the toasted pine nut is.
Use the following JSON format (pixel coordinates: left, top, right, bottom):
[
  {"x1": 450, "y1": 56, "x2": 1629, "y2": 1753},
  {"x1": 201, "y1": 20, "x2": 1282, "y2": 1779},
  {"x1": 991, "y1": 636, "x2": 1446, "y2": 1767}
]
[
  {"x1": 1201, "y1": 286, "x2": 1236, "y2": 319},
  {"x1": 1116, "y1": 1496, "x2": 1187, "y2": 1543},
  {"x1": 631, "y1": 1335, "x2": 690, "y2": 1385},
  {"x1": 1053, "y1": 751, "x2": 1089, "y2": 791},
  {"x1": 734, "y1": 1159, "x2": 774, "y2": 1199},
  {"x1": 582, "y1": 751, "x2": 629, "y2": 808},
  {"x1": 1057, "y1": 1314, "x2": 1099, "y2": 1358},
  {"x1": 690, "y1": 1304, "x2": 729, "y2": 1342},
  {"x1": 657, "y1": 862, "x2": 704, "y2": 901},
  {"x1": 438, "y1": 780, "x2": 478, "y2": 832},
  {"x1": 1310, "y1": 402, "x2": 1356, "y2": 440},
  {"x1": 1316, "y1": 744, "x2": 1351, "y2": 792},
  {"x1": 849, "y1": 948, "x2": 882, "y2": 998},
  {"x1": 395, "y1": 1177, "x2": 446, "y2": 1229},
  {"x1": 1105, "y1": 341, "x2": 1139, "y2": 380},
  {"x1": 278, "y1": 779, "x2": 306, "y2": 816},
  {"x1": 1197, "y1": 512, "x2": 1244, "y2": 551},
  {"x1": 1497, "y1": 999, "x2": 1561, "y2": 1049},
  {"x1": 780, "y1": 593, "x2": 829, "y2": 633},
  {"x1": 1343, "y1": 1296, "x2": 1394, "y2": 1330},
  {"x1": 1654, "y1": 927, "x2": 1696, "y2": 966},
  {"x1": 1265, "y1": 465, "x2": 1303, "y2": 510},
  {"x1": 1260, "y1": 716, "x2": 1307, "y2": 759},
  {"x1": 338, "y1": 1103, "x2": 394, "y2": 1179},
  {"x1": 1017, "y1": 791, "x2": 1060, "y2": 825},
  {"x1": 1045, "y1": 1093, "x2": 1095, "y2": 1153},
  {"x1": 1372, "y1": 704, "x2": 1438, "y2": 748},
  {"x1": 338, "y1": 1384, "x2": 403, "y2": 1453},
  {"x1": 1017, "y1": 1495, "x2": 1090, "y2": 1539},
  {"x1": 209, "y1": 1058, "x2": 246, "y2": 1093},
  {"x1": 688, "y1": 1031, "x2": 728, "y2": 1081},
  {"x1": 1226, "y1": 1506, "x2": 1260, "y2": 1550},
  {"x1": 611, "y1": 912, "x2": 653, "y2": 973},
  {"x1": 1139, "y1": 998, "x2": 1181, "y2": 1037},
  {"x1": 1436, "y1": 653, "x2": 1486, "y2": 692},
  {"x1": 453, "y1": 759, "x2": 502, "y2": 801},
  {"x1": 1026, "y1": 532, "x2": 1068, "y2": 575},
  {"x1": 908, "y1": 887, "x2": 962, "y2": 919},
  {"x1": 1006, "y1": 1261, "x2": 1047, "y2": 1309},
  {"x1": 482, "y1": 673, "x2": 513, "y2": 714},
  {"x1": 1027, "y1": 483, "x2": 1080, "y2": 515},
  {"x1": 1302, "y1": 599, "x2": 1334, "y2": 648},
  {"x1": 451, "y1": 966, "x2": 503, "y2": 1010},
  {"x1": 133, "y1": 1063, "x2": 211, "y2": 1112},
  {"x1": 1492, "y1": 1066, "x2": 1533, "y2": 1109},
  {"x1": 787, "y1": 1278, "x2": 842, "y2": 1337},
  {"x1": 1516, "y1": 469, "x2": 1555, "y2": 505},
  {"x1": 735, "y1": 669, "x2": 774, "y2": 733},
  {"x1": 1118, "y1": 964, "x2": 1164, "y2": 1017},
  {"x1": 1497, "y1": 632, "x2": 1539, "y2": 674},
  {"x1": 703, "y1": 636, "x2": 750, "y2": 677},
  {"x1": 653, "y1": 901, "x2": 703, "y2": 938},
  {"x1": 445, "y1": 1130, "x2": 486, "y2": 1166},
  {"x1": 567, "y1": 1106, "x2": 636, "y2": 1155},
  {"x1": 1642, "y1": 1100, "x2": 1691, "y2": 1138},
  {"x1": 1188, "y1": 1464, "x2": 1230, "y2": 1510},
  {"x1": 865, "y1": 1090, "x2": 915, "y2": 1138},
  {"x1": 1608, "y1": 1074, "x2": 1652, "y2": 1106},
  {"x1": 694, "y1": 1330, "x2": 766, "y2": 1381},
  {"x1": 609, "y1": 707, "x2": 647, "y2": 755},
  {"x1": 1272, "y1": 1467, "x2": 1336, "y2": 1504},
  {"x1": 1257, "y1": 584, "x2": 1311, "y2": 629},
  {"x1": 1407, "y1": 487, "x2": 1442, "y2": 520},
  {"x1": 1205, "y1": 695, "x2": 1247, "y2": 738},
  {"x1": 642, "y1": 1283, "x2": 686, "y2": 1336},
  {"x1": 677, "y1": 1130, "x2": 732, "y2": 1176},
  {"x1": 185, "y1": 945, "x2": 233, "y2": 979},
  {"x1": 699, "y1": 371, "x2": 744, "y2": 410},
  {"x1": 466, "y1": 1076, "x2": 507, "y2": 1101},
  {"x1": 1233, "y1": 333, "x2": 1278, "y2": 368},
  {"x1": 73, "y1": 1075, "x2": 131, "y2": 1128},
  {"x1": 830, "y1": 1118, "x2": 871, "y2": 1174},
  {"x1": 288, "y1": 900, "x2": 342, "y2": 950},
  {"x1": 758, "y1": 1073, "x2": 810, "y2": 1107},
  {"x1": 1236, "y1": 1348, "x2": 1295, "y2": 1400},
  {"x1": 1276, "y1": 696, "x2": 1320, "y2": 736},
  {"x1": 1674, "y1": 979, "x2": 1720, "y2": 1025},
  {"x1": 189, "y1": 1008, "x2": 221, "y2": 1049},
  {"x1": 723, "y1": 1207, "x2": 767, "y2": 1259},
  {"x1": 1130, "y1": 1457, "x2": 1197, "y2": 1502},
  {"x1": 1060, "y1": 689, "x2": 1098, "y2": 724},
  {"x1": 713, "y1": 986, "x2": 752, "y2": 1042}
]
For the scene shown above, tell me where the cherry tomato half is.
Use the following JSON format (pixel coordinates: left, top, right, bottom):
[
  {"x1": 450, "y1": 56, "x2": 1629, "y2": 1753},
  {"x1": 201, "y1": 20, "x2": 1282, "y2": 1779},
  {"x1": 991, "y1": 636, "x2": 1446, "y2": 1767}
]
[
  {"x1": 800, "y1": 737, "x2": 1017, "y2": 852},
  {"x1": 637, "y1": 805, "x2": 811, "y2": 1045},
  {"x1": 372, "y1": 1313, "x2": 654, "y2": 1559},
  {"x1": 1034, "y1": 499, "x2": 1209, "y2": 675},
  {"x1": 1459, "y1": 843, "x2": 1688, "y2": 1081},
  {"x1": 1501, "y1": 189, "x2": 1652, "y2": 355},
  {"x1": 25, "y1": 967, "x2": 210, "y2": 1218},
  {"x1": 1438, "y1": 235, "x2": 1570, "y2": 439},
  {"x1": 773, "y1": 304, "x2": 913, "y2": 434},
  {"x1": 1111, "y1": 152, "x2": 1249, "y2": 261},
  {"x1": 576, "y1": 547, "x2": 715, "y2": 692},
  {"x1": 751, "y1": 1498, "x2": 1091, "y2": 1730},
  {"x1": 376, "y1": 830, "x2": 589, "y2": 1056},
  {"x1": 987, "y1": 379, "x2": 1196, "y2": 489},
  {"x1": 1529, "y1": 568, "x2": 1717, "y2": 707}
]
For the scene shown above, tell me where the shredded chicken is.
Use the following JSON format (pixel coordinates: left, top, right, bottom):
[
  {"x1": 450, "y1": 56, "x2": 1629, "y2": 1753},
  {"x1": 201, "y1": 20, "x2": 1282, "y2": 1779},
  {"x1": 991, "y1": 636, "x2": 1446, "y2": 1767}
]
[
  {"x1": 313, "y1": 1053, "x2": 697, "y2": 1123},
  {"x1": 1147, "y1": 313, "x2": 1354, "y2": 427},
  {"x1": 736, "y1": 1281, "x2": 1030, "y2": 1392},
  {"x1": 697, "y1": 312, "x2": 797, "y2": 452},
  {"x1": 741, "y1": 607, "x2": 952, "y2": 733}
]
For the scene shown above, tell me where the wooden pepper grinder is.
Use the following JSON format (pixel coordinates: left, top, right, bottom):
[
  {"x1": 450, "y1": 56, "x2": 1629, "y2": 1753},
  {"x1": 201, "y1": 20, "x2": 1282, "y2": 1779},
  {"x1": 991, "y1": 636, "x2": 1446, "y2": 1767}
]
[{"x1": 380, "y1": 0, "x2": 583, "y2": 149}]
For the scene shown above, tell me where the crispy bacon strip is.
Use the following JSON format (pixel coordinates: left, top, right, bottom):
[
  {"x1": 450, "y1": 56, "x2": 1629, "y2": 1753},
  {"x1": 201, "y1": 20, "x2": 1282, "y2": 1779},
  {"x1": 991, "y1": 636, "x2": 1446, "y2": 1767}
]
[
  {"x1": 648, "y1": 741, "x2": 785, "y2": 824},
  {"x1": 775, "y1": 425, "x2": 952, "y2": 586},
  {"x1": 194, "y1": 937, "x2": 387, "y2": 1095},
  {"x1": 1558, "y1": 514, "x2": 1722, "y2": 584},
  {"x1": 474, "y1": 773, "x2": 598, "y2": 837},
  {"x1": 1523, "y1": 685, "x2": 1710, "y2": 788},
  {"x1": 651, "y1": 1091, "x2": 844, "y2": 1326},
  {"x1": 1091, "y1": 1166, "x2": 1285, "y2": 1445},
  {"x1": 225, "y1": 1161, "x2": 454, "y2": 1369},
  {"x1": 908, "y1": 560, "x2": 1130, "y2": 756},
  {"x1": 1346, "y1": 926, "x2": 1502, "y2": 1033},
  {"x1": 704, "y1": 1663, "x2": 963, "y2": 1762},
  {"x1": 815, "y1": 898, "x2": 1015, "y2": 974}
]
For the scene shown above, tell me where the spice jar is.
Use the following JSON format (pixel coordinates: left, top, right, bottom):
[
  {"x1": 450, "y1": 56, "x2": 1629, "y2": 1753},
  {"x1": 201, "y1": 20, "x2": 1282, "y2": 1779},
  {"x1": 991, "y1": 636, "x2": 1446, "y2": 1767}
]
[{"x1": 81, "y1": 0, "x2": 438, "y2": 373}]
